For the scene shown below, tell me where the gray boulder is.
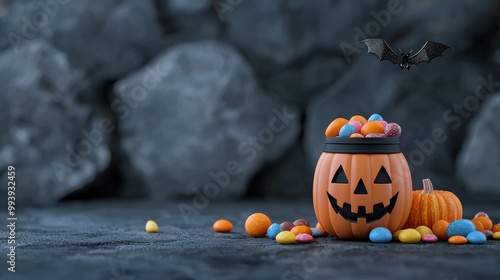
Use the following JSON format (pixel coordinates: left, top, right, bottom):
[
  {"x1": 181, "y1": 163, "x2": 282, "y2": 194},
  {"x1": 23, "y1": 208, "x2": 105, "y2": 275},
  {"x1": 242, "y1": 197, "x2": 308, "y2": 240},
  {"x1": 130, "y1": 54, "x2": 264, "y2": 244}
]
[
  {"x1": 1, "y1": 0, "x2": 166, "y2": 82},
  {"x1": 0, "y1": 40, "x2": 111, "y2": 205},
  {"x1": 457, "y1": 93, "x2": 500, "y2": 197},
  {"x1": 115, "y1": 40, "x2": 300, "y2": 199}
]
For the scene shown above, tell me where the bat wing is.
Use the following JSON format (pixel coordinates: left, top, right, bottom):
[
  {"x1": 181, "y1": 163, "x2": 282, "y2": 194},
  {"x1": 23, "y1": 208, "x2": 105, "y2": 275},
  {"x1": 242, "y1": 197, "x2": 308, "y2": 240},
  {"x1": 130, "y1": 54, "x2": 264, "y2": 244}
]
[
  {"x1": 361, "y1": 39, "x2": 401, "y2": 65},
  {"x1": 409, "y1": 41, "x2": 451, "y2": 65}
]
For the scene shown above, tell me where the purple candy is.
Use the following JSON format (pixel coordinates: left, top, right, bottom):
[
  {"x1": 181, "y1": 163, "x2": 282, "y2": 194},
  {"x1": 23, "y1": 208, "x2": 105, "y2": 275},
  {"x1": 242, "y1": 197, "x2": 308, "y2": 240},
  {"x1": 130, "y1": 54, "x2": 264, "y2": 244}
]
[
  {"x1": 484, "y1": 230, "x2": 493, "y2": 239},
  {"x1": 293, "y1": 219, "x2": 310, "y2": 227},
  {"x1": 385, "y1": 123, "x2": 402, "y2": 137},
  {"x1": 280, "y1": 222, "x2": 294, "y2": 231}
]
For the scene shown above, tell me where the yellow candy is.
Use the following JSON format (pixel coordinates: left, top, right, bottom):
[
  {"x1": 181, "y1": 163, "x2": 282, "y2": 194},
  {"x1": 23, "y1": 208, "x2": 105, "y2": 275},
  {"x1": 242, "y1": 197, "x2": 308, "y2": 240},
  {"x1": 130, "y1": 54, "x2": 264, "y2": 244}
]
[
  {"x1": 493, "y1": 232, "x2": 500, "y2": 240},
  {"x1": 276, "y1": 231, "x2": 296, "y2": 244},
  {"x1": 415, "y1": 226, "x2": 433, "y2": 237},
  {"x1": 145, "y1": 220, "x2": 158, "y2": 233},
  {"x1": 399, "y1": 229, "x2": 421, "y2": 243},
  {"x1": 392, "y1": 229, "x2": 403, "y2": 241}
]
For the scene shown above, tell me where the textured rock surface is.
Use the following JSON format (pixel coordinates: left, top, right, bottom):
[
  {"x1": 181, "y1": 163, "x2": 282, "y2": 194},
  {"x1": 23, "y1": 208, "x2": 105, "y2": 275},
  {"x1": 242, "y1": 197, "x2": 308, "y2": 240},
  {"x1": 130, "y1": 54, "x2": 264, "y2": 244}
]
[
  {"x1": 1, "y1": 0, "x2": 166, "y2": 82},
  {"x1": 3, "y1": 199, "x2": 500, "y2": 280},
  {"x1": 115, "y1": 40, "x2": 300, "y2": 199},
  {"x1": 0, "y1": 40, "x2": 111, "y2": 205},
  {"x1": 457, "y1": 94, "x2": 500, "y2": 196}
]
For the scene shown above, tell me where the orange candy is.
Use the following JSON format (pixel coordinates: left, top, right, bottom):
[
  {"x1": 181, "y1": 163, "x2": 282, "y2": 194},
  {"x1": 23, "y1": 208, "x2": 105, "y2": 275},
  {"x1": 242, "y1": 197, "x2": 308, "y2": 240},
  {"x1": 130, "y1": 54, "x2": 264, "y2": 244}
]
[
  {"x1": 325, "y1": 118, "x2": 349, "y2": 137},
  {"x1": 245, "y1": 213, "x2": 272, "y2": 237},
  {"x1": 290, "y1": 225, "x2": 313, "y2": 236},
  {"x1": 448, "y1": 236, "x2": 467, "y2": 244},
  {"x1": 349, "y1": 115, "x2": 368, "y2": 126},
  {"x1": 432, "y1": 220, "x2": 450, "y2": 240},
  {"x1": 350, "y1": 133, "x2": 364, "y2": 138},
  {"x1": 360, "y1": 121, "x2": 385, "y2": 136},
  {"x1": 213, "y1": 219, "x2": 233, "y2": 233},
  {"x1": 471, "y1": 217, "x2": 493, "y2": 231},
  {"x1": 492, "y1": 224, "x2": 500, "y2": 233},
  {"x1": 473, "y1": 221, "x2": 484, "y2": 232}
]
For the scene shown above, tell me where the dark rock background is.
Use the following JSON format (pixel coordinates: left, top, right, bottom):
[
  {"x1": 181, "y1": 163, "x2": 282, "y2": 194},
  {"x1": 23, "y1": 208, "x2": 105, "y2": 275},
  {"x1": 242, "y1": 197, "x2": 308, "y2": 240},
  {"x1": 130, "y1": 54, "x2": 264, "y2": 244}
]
[{"x1": 1, "y1": 0, "x2": 499, "y2": 205}]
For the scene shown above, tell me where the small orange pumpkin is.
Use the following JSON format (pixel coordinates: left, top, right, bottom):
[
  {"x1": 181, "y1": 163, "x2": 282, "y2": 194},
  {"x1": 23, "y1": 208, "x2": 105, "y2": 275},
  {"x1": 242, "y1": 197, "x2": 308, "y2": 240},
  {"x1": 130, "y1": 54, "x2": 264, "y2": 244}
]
[
  {"x1": 403, "y1": 178, "x2": 463, "y2": 229},
  {"x1": 313, "y1": 138, "x2": 412, "y2": 240}
]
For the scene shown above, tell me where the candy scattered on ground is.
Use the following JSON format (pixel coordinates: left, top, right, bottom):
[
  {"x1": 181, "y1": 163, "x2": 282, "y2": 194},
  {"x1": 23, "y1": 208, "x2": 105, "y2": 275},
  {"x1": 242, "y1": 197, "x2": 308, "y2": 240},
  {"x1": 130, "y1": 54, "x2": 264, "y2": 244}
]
[
  {"x1": 290, "y1": 225, "x2": 313, "y2": 236},
  {"x1": 280, "y1": 221, "x2": 294, "y2": 231},
  {"x1": 432, "y1": 220, "x2": 450, "y2": 240},
  {"x1": 421, "y1": 234, "x2": 438, "y2": 243},
  {"x1": 492, "y1": 224, "x2": 500, "y2": 233},
  {"x1": 471, "y1": 217, "x2": 493, "y2": 231},
  {"x1": 493, "y1": 232, "x2": 500, "y2": 240},
  {"x1": 213, "y1": 219, "x2": 233, "y2": 233},
  {"x1": 293, "y1": 219, "x2": 310, "y2": 227},
  {"x1": 448, "y1": 236, "x2": 468, "y2": 244},
  {"x1": 315, "y1": 222, "x2": 328, "y2": 236},
  {"x1": 369, "y1": 227, "x2": 392, "y2": 243},
  {"x1": 467, "y1": 231, "x2": 487, "y2": 244},
  {"x1": 145, "y1": 220, "x2": 158, "y2": 233},
  {"x1": 447, "y1": 219, "x2": 476, "y2": 237},
  {"x1": 296, "y1": 233, "x2": 314, "y2": 244},
  {"x1": 415, "y1": 226, "x2": 433, "y2": 237},
  {"x1": 473, "y1": 221, "x2": 485, "y2": 232},
  {"x1": 311, "y1": 228, "x2": 324, "y2": 237},
  {"x1": 245, "y1": 213, "x2": 272, "y2": 238},
  {"x1": 392, "y1": 229, "x2": 403, "y2": 241},
  {"x1": 399, "y1": 229, "x2": 421, "y2": 243},
  {"x1": 266, "y1": 223, "x2": 282, "y2": 239},
  {"x1": 276, "y1": 231, "x2": 296, "y2": 244}
]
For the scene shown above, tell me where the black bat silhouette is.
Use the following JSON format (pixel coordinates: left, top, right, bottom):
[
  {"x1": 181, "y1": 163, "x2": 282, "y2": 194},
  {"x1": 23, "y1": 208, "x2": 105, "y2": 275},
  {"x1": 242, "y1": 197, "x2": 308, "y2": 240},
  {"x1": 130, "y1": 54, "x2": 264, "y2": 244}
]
[{"x1": 361, "y1": 39, "x2": 451, "y2": 70}]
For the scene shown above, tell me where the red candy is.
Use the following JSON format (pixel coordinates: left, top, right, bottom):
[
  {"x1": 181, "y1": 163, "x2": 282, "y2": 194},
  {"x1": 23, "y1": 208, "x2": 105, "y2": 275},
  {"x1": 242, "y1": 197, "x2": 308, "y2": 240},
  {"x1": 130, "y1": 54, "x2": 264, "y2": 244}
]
[
  {"x1": 293, "y1": 219, "x2": 310, "y2": 227},
  {"x1": 296, "y1": 233, "x2": 314, "y2": 243},
  {"x1": 280, "y1": 221, "x2": 294, "y2": 231}
]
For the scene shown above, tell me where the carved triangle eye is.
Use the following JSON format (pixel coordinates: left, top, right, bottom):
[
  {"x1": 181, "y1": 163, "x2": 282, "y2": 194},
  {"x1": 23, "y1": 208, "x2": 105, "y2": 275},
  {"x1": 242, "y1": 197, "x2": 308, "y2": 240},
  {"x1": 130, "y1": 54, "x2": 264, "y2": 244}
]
[
  {"x1": 374, "y1": 166, "x2": 392, "y2": 184},
  {"x1": 331, "y1": 166, "x2": 349, "y2": 184}
]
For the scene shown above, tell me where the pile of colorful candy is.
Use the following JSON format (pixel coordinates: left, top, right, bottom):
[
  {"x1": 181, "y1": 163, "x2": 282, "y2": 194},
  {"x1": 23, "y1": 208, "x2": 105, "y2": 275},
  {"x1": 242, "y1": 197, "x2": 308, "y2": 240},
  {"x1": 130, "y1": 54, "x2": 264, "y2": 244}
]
[
  {"x1": 325, "y1": 113, "x2": 401, "y2": 138},
  {"x1": 213, "y1": 213, "x2": 328, "y2": 245},
  {"x1": 208, "y1": 211, "x2": 500, "y2": 245},
  {"x1": 370, "y1": 211, "x2": 500, "y2": 244}
]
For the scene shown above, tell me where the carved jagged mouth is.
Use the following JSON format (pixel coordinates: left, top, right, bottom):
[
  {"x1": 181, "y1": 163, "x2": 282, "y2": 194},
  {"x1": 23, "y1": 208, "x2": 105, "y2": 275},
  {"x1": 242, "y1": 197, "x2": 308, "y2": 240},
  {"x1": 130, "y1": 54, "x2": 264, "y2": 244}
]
[{"x1": 327, "y1": 192, "x2": 399, "y2": 223}]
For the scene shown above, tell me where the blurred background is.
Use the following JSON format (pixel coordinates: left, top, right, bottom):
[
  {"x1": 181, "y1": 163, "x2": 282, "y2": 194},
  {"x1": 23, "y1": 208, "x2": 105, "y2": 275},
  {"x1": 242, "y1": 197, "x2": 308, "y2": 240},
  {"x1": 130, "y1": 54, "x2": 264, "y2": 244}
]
[{"x1": 1, "y1": 0, "x2": 499, "y2": 206}]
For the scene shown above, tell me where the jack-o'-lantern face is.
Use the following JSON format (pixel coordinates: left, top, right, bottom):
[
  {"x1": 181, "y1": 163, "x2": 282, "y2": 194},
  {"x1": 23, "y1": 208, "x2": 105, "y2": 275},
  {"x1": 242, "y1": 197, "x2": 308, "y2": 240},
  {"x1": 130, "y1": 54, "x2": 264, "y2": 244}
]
[
  {"x1": 327, "y1": 164, "x2": 397, "y2": 223},
  {"x1": 313, "y1": 153, "x2": 412, "y2": 240}
]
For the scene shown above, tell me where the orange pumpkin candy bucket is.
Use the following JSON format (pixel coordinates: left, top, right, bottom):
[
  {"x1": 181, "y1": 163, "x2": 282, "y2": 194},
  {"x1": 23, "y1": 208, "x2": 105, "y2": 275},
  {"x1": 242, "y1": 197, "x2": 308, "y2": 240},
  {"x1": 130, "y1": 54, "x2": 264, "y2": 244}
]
[{"x1": 313, "y1": 137, "x2": 413, "y2": 240}]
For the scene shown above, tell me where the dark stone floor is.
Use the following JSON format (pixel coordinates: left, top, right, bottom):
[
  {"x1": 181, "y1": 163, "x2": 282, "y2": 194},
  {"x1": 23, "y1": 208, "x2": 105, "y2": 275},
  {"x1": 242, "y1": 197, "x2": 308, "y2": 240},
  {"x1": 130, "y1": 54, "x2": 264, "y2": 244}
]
[{"x1": 2, "y1": 198, "x2": 500, "y2": 280}]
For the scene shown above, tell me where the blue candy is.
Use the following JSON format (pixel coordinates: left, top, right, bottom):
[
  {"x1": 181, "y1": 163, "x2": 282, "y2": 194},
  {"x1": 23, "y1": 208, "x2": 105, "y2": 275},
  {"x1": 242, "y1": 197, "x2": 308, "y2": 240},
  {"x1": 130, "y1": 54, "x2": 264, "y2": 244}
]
[
  {"x1": 368, "y1": 113, "x2": 383, "y2": 121},
  {"x1": 267, "y1": 223, "x2": 282, "y2": 239},
  {"x1": 446, "y1": 219, "x2": 476, "y2": 237},
  {"x1": 369, "y1": 227, "x2": 392, "y2": 243},
  {"x1": 467, "y1": 231, "x2": 487, "y2": 244},
  {"x1": 339, "y1": 124, "x2": 357, "y2": 137},
  {"x1": 311, "y1": 228, "x2": 323, "y2": 238}
]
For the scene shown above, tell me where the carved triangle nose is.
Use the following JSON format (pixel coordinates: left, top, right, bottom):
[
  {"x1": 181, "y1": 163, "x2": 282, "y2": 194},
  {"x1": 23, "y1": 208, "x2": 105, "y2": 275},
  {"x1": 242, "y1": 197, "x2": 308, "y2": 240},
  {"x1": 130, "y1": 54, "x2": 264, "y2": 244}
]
[{"x1": 354, "y1": 179, "x2": 368, "y2": 195}]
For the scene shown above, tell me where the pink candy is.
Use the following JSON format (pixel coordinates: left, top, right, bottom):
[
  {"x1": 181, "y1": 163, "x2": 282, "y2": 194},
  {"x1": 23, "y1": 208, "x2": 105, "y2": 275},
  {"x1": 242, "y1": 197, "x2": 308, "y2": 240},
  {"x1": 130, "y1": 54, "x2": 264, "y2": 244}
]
[
  {"x1": 366, "y1": 133, "x2": 385, "y2": 138},
  {"x1": 296, "y1": 233, "x2": 314, "y2": 243},
  {"x1": 421, "y1": 234, "x2": 438, "y2": 243},
  {"x1": 348, "y1": 121, "x2": 363, "y2": 133}
]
